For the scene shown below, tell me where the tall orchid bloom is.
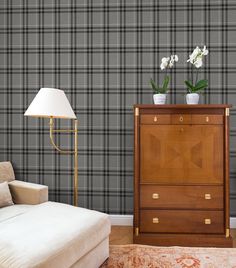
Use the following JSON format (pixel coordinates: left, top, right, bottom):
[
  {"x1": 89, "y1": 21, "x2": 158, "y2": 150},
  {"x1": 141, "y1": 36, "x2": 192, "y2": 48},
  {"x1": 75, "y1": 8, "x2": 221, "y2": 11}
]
[
  {"x1": 185, "y1": 46, "x2": 209, "y2": 93},
  {"x1": 150, "y1": 54, "x2": 178, "y2": 94},
  {"x1": 187, "y1": 46, "x2": 208, "y2": 69}
]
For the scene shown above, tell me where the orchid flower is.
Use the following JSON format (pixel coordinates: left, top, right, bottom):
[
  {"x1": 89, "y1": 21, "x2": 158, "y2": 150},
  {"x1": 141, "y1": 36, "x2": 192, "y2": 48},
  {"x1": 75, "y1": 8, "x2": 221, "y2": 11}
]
[
  {"x1": 151, "y1": 54, "x2": 178, "y2": 94},
  {"x1": 187, "y1": 46, "x2": 208, "y2": 68},
  {"x1": 160, "y1": 54, "x2": 178, "y2": 70},
  {"x1": 185, "y1": 46, "x2": 209, "y2": 93}
]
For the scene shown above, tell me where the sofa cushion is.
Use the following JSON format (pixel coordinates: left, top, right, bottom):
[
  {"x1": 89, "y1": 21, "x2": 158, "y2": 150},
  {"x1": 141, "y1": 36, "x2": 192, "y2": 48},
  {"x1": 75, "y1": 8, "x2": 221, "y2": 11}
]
[
  {"x1": 0, "y1": 161, "x2": 15, "y2": 183},
  {"x1": 0, "y1": 201, "x2": 111, "y2": 268},
  {"x1": 0, "y1": 182, "x2": 14, "y2": 208},
  {"x1": 0, "y1": 204, "x2": 33, "y2": 223}
]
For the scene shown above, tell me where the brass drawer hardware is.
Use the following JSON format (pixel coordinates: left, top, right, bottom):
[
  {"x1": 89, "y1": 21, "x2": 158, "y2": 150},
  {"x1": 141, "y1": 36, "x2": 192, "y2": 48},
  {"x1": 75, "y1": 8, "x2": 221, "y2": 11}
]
[
  {"x1": 152, "y1": 218, "x2": 159, "y2": 224},
  {"x1": 152, "y1": 193, "x2": 159, "y2": 199},
  {"x1": 205, "y1": 219, "x2": 211, "y2": 225},
  {"x1": 226, "y1": 228, "x2": 230, "y2": 238},
  {"x1": 179, "y1": 116, "x2": 184, "y2": 122},
  {"x1": 206, "y1": 116, "x2": 209, "y2": 122},
  {"x1": 226, "y1": 108, "x2": 229, "y2": 116},
  {"x1": 205, "y1": 194, "x2": 211, "y2": 200},
  {"x1": 154, "y1": 116, "x2": 157, "y2": 122}
]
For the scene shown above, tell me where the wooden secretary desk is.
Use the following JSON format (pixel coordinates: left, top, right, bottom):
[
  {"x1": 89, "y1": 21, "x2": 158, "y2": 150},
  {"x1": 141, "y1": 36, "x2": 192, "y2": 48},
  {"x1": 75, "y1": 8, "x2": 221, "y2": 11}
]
[{"x1": 133, "y1": 104, "x2": 232, "y2": 247}]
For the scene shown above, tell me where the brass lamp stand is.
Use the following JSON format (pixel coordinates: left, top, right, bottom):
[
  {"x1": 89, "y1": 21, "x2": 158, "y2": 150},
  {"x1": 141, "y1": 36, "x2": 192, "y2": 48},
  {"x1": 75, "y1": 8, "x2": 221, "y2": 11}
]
[{"x1": 49, "y1": 117, "x2": 78, "y2": 206}]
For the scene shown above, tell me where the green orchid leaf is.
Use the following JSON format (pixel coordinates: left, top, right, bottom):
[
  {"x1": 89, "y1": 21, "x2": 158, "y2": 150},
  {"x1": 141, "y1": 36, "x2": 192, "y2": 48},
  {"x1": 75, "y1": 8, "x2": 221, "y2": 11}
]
[
  {"x1": 194, "y1": 79, "x2": 208, "y2": 92},
  {"x1": 150, "y1": 78, "x2": 166, "y2": 94},
  {"x1": 162, "y1": 75, "x2": 170, "y2": 92},
  {"x1": 149, "y1": 79, "x2": 158, "y2": 92},
  {"x1": 193, "y1": 85, "x2": 208, "y2": 92},
  {"x1": 159, "y1": 87, "x2": 166, "y2": 94},
  {"x1": 195, "y1": 79, "x2": 208, "y2": 89},
  {"x1": 184, "y1": 80, "x2": 195, "y2": 93}
]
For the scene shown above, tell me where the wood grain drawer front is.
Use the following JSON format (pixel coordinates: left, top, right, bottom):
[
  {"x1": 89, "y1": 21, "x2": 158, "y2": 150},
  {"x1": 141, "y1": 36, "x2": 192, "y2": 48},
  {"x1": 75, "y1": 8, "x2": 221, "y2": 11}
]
[
  {"x1": 140, "y1": 210, "x2": 224, "y2": 234},
  {"x1": 140, "y1": 185, "x2": 223, "y2": 209},
  {"x1": 140, "y1": 114, "x2": 171, "y2": 125},
  {"x1": 171, "y1": 114, "x2": 191, "y2": 124},
  {"x1": 192, "y1": 115, "x2": 223, "y2": 125}
]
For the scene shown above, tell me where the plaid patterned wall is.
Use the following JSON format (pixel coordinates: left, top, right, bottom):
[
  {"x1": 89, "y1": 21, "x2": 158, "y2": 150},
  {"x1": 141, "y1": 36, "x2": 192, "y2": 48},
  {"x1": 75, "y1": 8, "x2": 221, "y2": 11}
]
[{"x1": 0, "y1": 0, "x2": 236, "y2": 215}]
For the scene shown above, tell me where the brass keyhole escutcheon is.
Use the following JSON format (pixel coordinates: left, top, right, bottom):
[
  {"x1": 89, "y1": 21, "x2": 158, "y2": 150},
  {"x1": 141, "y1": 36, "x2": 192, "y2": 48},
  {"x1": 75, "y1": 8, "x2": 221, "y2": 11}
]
[
  {"x1": 153, "y1": 218, "x2": 159, "y2": 224},
  {"x1": 206, "y1": 116, "x2": 209, "y2": 122},
  {"x1": 180, "y1": 128, "x2": 184, "y2": 132},
  {"x1": 179, "y1": 116, "x2": 184, "y2": 122},
  {"x1": 205, "y1": 194, "x2": 211, "y2": 200},
  {"x1": 152, "y1": 193, "x2": 159, "y2": 199},
  {"x1": 205, "y1": 219, "x2": 211, "y2": 225},
  {"x1": 154, "y1": 116, "x2": 157, "y2": 122}
]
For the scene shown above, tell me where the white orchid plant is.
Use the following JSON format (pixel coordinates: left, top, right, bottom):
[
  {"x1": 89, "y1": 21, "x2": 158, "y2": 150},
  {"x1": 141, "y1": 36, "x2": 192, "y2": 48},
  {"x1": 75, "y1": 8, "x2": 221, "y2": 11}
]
[
  {"x1": 150, "y1": 54, "x2": 178, "y2": 94},
  {"x1": 185, "y1": 46, "x2": 209, "y2": 93}
]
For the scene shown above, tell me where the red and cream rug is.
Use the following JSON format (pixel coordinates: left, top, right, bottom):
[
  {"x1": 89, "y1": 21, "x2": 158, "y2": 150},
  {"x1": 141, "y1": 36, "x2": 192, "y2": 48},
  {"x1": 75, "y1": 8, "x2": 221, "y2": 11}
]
[{"x1": 101, "y1": 244, "x2": 236, "y2": 268}]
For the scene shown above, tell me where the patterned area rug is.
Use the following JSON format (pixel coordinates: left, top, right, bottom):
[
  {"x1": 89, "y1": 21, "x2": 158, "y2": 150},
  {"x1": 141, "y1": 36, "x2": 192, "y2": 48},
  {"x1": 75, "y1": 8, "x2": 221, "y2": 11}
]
[{"x1": 101, "y1": 244, "x2": 236, "y2": 268}]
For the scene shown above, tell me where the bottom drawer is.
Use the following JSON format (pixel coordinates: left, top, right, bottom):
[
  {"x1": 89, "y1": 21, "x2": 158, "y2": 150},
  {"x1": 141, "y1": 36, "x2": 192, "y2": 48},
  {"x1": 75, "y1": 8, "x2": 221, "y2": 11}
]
[{"x1": 140, "y1": 210, "x2": 224, "y2": 234}]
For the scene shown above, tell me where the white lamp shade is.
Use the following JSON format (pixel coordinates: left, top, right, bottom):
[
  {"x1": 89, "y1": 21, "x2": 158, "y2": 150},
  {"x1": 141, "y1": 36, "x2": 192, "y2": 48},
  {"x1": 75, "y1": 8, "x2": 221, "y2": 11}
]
[{"x1": 24, "y1": 88, "x2": 76, "y2": 119}]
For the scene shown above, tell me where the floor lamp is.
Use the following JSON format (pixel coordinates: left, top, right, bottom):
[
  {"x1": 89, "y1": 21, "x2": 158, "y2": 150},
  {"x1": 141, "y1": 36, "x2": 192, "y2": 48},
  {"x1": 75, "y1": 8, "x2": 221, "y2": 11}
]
[{"x1": 24, "y1": 88, "x2": 78, "y2": 206}]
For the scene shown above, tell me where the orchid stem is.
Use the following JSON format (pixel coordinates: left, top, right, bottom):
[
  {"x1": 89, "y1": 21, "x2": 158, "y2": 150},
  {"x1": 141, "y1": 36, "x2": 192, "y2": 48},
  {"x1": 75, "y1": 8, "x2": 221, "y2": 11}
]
[
  {"x1": 195, "y1": 68, "x2": 199, "y2": 86},
  {"x1": 164, "y1": 68, "x2": 168, "y2": 91},
  {"x1": 191, "y1": 65, "x2": 193, "y2": 85}
]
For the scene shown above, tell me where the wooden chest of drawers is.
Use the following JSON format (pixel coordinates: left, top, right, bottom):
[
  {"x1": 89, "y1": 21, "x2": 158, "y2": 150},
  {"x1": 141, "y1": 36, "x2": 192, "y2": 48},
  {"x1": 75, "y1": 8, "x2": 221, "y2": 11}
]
[{"x1": 133, "y1": 105, "x2": 232, "y2": 247}]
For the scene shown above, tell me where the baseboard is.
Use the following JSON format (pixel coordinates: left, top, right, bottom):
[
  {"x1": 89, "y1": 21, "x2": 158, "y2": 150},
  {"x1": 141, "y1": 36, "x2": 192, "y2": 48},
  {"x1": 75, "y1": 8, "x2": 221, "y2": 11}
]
[
  {"x1": 109, "y1": 215, "x2": 133, "y2": 226},
  {"x1": 109, "y1": 215, "x2": 236, "y2": 228},
  {"x1": 230, "y1": 217, "x2": 236, "y2": 228}
]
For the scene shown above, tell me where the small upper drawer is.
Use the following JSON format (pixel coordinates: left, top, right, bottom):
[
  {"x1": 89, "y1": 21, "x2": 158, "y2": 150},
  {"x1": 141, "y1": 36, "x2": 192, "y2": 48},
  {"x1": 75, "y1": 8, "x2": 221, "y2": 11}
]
[
  {"x1": 140, "y1": 114, "x2": 223, "y2": 125},
  {"x1": 140, "y1": 114, "x2": 171, "y2": 125},
  {"x1": 192, "y1": 115, "x2": 223, "y2": 125},
  {"x1": 171, "y1": 114, "x2": 191, "y2": 124}
]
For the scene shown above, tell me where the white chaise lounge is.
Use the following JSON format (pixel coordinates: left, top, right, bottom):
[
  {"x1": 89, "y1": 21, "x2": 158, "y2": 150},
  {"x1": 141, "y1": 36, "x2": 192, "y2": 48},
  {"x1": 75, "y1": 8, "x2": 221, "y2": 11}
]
[{"x1": 0, "y1": 162, "x2": 111, "y2": 268}]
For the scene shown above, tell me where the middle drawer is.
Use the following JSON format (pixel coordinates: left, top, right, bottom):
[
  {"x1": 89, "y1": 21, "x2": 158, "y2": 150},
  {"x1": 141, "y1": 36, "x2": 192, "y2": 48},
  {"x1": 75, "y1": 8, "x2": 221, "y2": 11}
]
[{"x1": 140, "y1": 185, "x2": 223, "y2": 209}]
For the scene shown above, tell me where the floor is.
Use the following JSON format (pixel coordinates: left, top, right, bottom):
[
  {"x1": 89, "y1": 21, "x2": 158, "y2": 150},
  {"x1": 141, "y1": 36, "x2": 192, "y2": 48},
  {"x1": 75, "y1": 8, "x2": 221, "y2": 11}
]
[
  {"x1": 110, "y1": 226, "x2": 236, "y2": 247},
  {"x1": 110, "y1": 226, "x2": 133, "y2": 245}
]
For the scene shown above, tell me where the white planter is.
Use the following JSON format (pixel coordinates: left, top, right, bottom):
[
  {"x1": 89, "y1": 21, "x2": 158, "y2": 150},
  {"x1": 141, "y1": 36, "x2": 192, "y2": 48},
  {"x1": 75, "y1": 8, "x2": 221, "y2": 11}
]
[
  {"x1": 186, "y1": 93, "x2": 199, "y2": 104},
  {"x1": 153, "y1": 94, "x2": 166, "y2": 105}
]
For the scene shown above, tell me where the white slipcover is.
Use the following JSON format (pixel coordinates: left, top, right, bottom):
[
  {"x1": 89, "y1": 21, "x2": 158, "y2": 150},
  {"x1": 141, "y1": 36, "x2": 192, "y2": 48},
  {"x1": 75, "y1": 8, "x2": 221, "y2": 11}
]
[{"x1": 0, "y1": 202, "x2": 110, "y2": 268}]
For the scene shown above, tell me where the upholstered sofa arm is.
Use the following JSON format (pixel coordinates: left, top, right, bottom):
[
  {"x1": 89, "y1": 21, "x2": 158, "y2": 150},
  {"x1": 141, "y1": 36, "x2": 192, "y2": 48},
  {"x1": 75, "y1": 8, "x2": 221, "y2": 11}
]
[{"x1": 8, "y1": 180, "x2": 48, "y2": 205}]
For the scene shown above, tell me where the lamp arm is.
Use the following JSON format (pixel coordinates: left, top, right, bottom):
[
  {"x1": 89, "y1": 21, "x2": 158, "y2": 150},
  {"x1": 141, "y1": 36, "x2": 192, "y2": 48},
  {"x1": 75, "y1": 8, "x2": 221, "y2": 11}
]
[{"x1": 49, "y1": 118, "x2": 74, "y2": 154}]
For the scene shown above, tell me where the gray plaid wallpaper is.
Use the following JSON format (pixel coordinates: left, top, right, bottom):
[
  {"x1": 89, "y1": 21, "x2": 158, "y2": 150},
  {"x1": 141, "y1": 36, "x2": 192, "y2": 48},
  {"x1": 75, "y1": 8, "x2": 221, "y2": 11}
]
[{"x1": 1, "y1": 0, "x2": 236, "y2": 215}]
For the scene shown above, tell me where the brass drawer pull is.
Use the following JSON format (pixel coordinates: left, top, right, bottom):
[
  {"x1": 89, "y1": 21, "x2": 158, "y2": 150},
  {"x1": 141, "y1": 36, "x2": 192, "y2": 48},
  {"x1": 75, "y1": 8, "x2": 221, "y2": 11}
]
[
  {"x1": 152, "y1": 193, "x2": 159, "y2": 199},
  {"x1": 153, "y1": 218, "x2": 159, "y2": 224},
  {"x1": 206, "y1": 116, "x2": 209, "y2": 122},
  {"x1": 205, "y1": 219, "x2": 211, "y2": 224},
  {"x1": 205, "y1": 194, "x2": 211, "y2": 200},
  {"x1": 154, "y1": 116, "x2": 158, "y2": 122},
  {"x1": 179, "y1": 116, "x2": 184, "y2": 122}
]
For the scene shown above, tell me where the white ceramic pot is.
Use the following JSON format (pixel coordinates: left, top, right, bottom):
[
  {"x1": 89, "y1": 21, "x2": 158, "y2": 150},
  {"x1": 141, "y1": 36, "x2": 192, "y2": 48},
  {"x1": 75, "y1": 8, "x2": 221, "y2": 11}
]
[
  {"x1": 186, "y1": 93, "x2": 199, "y2": 104},
  {"x1": 153, "y1": 94, "x2": 166, "y2": 105}
]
